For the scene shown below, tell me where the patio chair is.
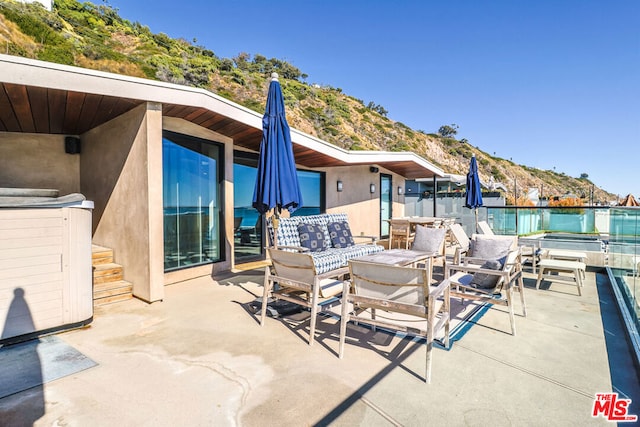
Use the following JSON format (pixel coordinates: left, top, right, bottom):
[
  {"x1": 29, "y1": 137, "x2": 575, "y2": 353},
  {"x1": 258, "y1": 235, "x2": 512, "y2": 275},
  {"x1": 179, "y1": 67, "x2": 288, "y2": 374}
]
[
  {"x1": 518, "y1": 240, "x2": 541, "y2": 274},
  {"x1": 477, "y1": 220, "x2": 495, "y2": 235},
  {"x1": 447, "y1": 234, "x2": 526, "y2": 336},
  {"x1": 339, "y1": 260, "x2": 451, "y2": 383},
  {"x1": 389, "y1": 219, "x2": 413, "y2": 249},
  {"x1": 448, "y1": 223, "x2": 471, "y2": 265},
  {"x1": 410, "y1": 224, "x2": 448, "y2": 275},
  {"x1": 475, "y1": 221, "x2": 540, "y2": 273},
  {"x1": 261, "y1": 248, "x2": 348, "y2": 345},
  {"x1": 234, "y1": 217, "x2": 243, "y2": 233}
]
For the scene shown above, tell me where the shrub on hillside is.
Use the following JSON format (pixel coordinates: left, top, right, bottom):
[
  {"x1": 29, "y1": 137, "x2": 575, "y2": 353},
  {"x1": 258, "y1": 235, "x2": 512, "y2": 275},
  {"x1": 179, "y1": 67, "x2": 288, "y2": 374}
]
[
  {"x1": 506, "y1": 195, "x2": 535, "y2": 206},
  {"x1": 548, "y1": 197, "x2": 584, "y2": 213}
]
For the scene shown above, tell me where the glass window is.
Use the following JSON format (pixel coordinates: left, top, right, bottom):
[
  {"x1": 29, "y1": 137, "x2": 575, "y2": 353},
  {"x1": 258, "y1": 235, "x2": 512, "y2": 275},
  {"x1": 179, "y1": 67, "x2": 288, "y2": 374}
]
[
  {"x1": 163, "y1": 131, "x2": 223, "y2": 271},
  {"x1": 234, "y1": 152, "x2": 262, "y2": 261},
  {"x1": 292, "y1": 170, "x2": 324, "y2": 216},
  {"x1": 233, "y1": 150, "x2": 324, "y2": 261}
]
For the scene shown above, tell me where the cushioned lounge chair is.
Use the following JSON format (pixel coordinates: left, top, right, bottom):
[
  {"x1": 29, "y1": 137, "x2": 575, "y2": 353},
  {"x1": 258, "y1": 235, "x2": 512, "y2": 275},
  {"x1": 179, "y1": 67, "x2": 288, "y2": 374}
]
[
  {"x1": 447, "y1": 234, "x2": 526, "y2": 335},
  {"x1": 477, "y1": 220, "x2": 495, "y2": 235}
]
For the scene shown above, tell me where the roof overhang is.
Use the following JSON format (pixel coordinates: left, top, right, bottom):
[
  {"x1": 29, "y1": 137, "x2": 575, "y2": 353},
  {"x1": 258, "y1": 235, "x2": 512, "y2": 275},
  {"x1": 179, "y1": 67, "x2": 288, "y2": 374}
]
[{"x1": 0, "y1": 54, "x2": 443, "y2": 179}]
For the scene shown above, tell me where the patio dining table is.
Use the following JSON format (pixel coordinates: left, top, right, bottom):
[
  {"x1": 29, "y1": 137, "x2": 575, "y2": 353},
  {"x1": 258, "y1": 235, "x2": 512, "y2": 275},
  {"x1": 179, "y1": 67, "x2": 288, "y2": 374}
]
[{"x1": 388, "y1": 216, "x2": 449, "y2": 227}]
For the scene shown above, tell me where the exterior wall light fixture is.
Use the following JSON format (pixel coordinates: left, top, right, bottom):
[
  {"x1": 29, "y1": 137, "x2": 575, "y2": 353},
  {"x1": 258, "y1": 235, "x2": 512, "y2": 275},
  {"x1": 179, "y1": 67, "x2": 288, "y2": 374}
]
[
  {"x1": 370, "y1": 183, "x2": 376, "y2": 193},
  {"x1": 398, "y1": 186, "x2": 404, "y2": 195},
  {"x1": 337, "y1": 180, "x2": 343, "y2": 192}
]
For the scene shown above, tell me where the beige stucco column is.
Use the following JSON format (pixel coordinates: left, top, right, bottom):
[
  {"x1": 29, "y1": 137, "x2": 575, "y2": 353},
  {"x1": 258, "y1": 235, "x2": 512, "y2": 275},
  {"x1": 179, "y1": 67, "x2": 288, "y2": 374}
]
[{"x1": 81, "y1": 102, "x2": 165, "y2": 303}]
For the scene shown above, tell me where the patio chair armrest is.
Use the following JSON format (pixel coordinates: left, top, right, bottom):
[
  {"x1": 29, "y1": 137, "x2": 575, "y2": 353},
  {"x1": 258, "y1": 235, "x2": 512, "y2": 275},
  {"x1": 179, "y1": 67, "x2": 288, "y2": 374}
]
[
  {"x1": 429, "y1": 278, "x2": 451, "y2": 299},
  {"x1": 353, "y1": 235, "x2": 379, "y2": 244},
  {"x1": 448, "y1": 263, "x2": 508, "y2": 278},
  {"x1": 504, "y1": 260, "x2": 521, "y2": 269},
  {"x1": 274, "y1": 245, "x2": 310, "y2": 253},
  {"x1": 453, "y1": 247, "x2": 469, "y2": 264},
  {"x1": 458, "y1": 256, "x2": 489, "y2": 266},
  {"x1": 316, "y1": 266, "x2": 350, "y2": 281}
]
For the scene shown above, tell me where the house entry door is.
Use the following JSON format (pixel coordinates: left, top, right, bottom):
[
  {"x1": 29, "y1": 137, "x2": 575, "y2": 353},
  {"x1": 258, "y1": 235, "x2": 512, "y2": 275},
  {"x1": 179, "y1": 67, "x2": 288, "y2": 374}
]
[{"x1": 380, "y1": 174, "x2": 392, "y2": 238}]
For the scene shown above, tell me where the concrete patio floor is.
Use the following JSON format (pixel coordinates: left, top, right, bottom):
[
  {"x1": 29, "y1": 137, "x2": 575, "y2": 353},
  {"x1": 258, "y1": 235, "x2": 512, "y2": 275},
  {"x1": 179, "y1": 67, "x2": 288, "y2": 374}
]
[{"x1": 1, "y1": 265, "x2": 639, "y2": 426}]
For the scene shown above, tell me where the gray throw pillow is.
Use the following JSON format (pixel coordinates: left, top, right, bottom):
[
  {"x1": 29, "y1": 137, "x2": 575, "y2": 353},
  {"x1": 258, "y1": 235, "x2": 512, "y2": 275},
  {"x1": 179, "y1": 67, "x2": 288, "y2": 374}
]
[
  {"x1": 470, "y1": 259, "x2": 503, "y2": 289},
  {"x1": 298, "y1": 223, "x2": 327, "y2": 252},
  {"x1": 470, "y1": 235, "x2": 513, "y2": 265},
  {"x1": 411, "y1": 226, "x2": 446, "y2": 253}
]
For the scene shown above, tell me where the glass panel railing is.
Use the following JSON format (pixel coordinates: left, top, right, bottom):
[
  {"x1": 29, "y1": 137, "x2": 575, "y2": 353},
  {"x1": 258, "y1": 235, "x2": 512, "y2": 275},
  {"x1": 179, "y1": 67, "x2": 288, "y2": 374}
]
[
  {"x1": 485, "y1": 206, "x2": 610, "y2": 236},
  {"x1": 608, "y1": 207, "x2": 639, "y2": 331},
  {"x1": 408, "y1": 195, "x2": 640, "y2": 338},
  {"x1": 484, "y1": 205, "x2": 638, "y2": 332}
]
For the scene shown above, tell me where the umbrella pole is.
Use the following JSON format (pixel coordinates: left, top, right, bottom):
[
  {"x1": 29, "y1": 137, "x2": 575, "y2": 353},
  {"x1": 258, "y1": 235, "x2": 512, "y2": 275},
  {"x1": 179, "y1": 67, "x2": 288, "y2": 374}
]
[
  {"x1": 272, "y1": 207, "x2": 280, "y2": 249},
  {"x1": 475, "y1": 208, "x2": 478, "y2": 234}
]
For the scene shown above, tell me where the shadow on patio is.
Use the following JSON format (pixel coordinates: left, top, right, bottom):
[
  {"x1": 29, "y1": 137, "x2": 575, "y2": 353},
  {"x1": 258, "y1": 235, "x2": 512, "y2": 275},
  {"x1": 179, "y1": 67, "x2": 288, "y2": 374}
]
[{"x1": 1, "y1": 265, "x2": 638, "y2": 426}]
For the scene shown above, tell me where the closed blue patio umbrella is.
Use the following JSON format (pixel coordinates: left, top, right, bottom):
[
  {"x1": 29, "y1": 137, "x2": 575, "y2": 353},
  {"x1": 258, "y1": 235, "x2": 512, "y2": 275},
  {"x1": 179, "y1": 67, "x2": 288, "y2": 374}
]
[
  {"x1": 252, "y1": 73, "x2": 303, "y2": 243},
  {"x1": 465, "y1": 154, "x2": 483, "y2": 233}
]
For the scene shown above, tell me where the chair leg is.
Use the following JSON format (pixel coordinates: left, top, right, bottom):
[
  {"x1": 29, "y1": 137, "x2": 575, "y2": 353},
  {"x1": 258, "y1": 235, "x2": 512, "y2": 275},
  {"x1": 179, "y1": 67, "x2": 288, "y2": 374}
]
[
  {"x1": 308, "y1": 283, "x2": 321, "y2": 345},
  {"x1": 338, "y1": 284, "x2": 350, "y2": 358},
  {"x1": 371, "y1": 308, "x2": 377, "y2": 332},
  {"x1": 535, "y1": 268, "x2": 544, "y2": 290},
  {"x1": 518, "y1": 276, "x2": 527, "y2": 317},
  {"x1": 261, "y1": 266, "x2": 272, "y2": 326},
  {"x1": 575, "y1": 270, "x2": 583, "y2": 296},
  {"x1": 425, "y1": 318, "x2": 434, "y2": 384},
  {"x1": 443, "y1": 298, "x2": 451, "y2": 350},
  {"x1": 506, "y1": 286, "x2": 516, "y2": 336}
]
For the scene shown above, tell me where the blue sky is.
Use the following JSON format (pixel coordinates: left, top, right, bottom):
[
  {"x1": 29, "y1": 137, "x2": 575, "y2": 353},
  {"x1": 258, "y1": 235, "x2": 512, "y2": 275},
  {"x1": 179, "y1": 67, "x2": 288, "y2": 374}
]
[{"x1": 107, "y1": 0, "x2": 639, "y2": 199}]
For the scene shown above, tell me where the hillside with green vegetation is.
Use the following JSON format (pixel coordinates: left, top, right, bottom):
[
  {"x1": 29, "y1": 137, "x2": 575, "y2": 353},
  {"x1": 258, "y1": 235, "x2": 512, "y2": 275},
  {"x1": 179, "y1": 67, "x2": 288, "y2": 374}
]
[{"x1": 0, "y1": 0, "x2": 617, "y2": 204}]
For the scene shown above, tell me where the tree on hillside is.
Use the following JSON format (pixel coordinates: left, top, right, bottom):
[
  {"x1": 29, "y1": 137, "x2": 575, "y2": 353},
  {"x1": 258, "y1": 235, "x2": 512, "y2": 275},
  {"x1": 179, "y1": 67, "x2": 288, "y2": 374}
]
[
  {"x1": 438, "y1": 124, "x2": 459, "y2": 138},
  {"x1": 232, "y1": 52, "x2": 306, "y2": 80},
  {"x1": 366, "y1": 101, "x2": 388, "y2": 117}
]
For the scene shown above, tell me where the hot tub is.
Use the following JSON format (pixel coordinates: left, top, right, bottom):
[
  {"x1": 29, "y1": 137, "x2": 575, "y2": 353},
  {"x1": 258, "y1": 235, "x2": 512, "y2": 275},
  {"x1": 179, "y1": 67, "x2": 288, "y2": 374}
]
[
  {"x1": 519, "y1": 232, "x2": 607, "y2": 267},
  {"x1": 0, "y1": 188, "x2": 94, "y2": 344}
]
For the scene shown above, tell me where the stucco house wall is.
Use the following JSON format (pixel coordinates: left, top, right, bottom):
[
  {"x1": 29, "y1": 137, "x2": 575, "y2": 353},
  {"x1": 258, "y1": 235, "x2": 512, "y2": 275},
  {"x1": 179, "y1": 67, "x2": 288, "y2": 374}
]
[
  {"x1": 0, "y1": 133, "x2": 80, "y2": 195},
  {"x1": 81, "y1": 102, "x2": 164, "y2": 302},
  {"x1": 325, "y1": 165, "x2": 406, "y2": 237}
]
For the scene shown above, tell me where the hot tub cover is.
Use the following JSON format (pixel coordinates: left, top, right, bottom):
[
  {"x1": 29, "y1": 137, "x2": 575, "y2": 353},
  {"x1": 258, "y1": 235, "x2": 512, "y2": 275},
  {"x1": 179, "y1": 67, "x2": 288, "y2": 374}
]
[{"x1": 0, "y1": 191, "x2": 91, "y2": 208}]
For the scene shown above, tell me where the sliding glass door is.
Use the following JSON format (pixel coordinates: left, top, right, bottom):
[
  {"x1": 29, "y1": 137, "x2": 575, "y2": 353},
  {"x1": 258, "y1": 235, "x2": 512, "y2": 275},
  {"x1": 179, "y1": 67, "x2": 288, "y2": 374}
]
[{"x1": 163, "y1": 131, "x2": 223, "y2": 271}]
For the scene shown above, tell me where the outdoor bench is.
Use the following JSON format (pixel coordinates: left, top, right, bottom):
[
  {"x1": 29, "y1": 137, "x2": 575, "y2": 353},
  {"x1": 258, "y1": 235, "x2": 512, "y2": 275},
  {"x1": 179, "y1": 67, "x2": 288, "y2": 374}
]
[{"x1": 266, "y1": 213, "x2": 384, "y2": 274}]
